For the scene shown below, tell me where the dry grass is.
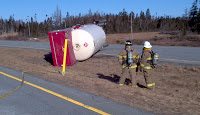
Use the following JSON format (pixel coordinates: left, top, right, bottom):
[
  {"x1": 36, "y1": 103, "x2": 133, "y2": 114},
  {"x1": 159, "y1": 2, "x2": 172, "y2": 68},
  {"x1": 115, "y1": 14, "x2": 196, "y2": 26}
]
[
  {"x1": 0, "y1": 32, "x2": 19, "y2": 38},
  {"x1": 0, "y1": 32, "x2": 26, "y2": 41},
  {"x1": 106, "y1": 32, "x2": 200, "y2": 47},
  {"x1": 106, "y1": 32, "x2": 171, "y2": 44}
]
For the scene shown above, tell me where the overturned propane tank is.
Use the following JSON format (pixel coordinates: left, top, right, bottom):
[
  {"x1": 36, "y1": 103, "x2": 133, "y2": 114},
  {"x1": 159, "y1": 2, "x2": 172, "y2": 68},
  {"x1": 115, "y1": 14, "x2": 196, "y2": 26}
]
[{"x1": 72, "y1": 25, "x2": 106, "y2": 61}]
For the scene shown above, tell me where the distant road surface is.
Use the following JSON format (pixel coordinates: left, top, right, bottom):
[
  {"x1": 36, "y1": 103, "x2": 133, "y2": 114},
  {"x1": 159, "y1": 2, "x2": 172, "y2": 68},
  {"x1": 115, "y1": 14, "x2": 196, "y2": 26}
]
[{"x1": 0, "y1": 40, "x2": 200, "y2": 66}]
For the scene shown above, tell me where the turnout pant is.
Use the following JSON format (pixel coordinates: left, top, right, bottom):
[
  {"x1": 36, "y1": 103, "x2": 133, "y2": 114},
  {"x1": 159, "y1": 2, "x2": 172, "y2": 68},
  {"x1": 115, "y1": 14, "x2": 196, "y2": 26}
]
[
  {"x1": 119, "y1": 68, "x2": 137, "y2": 86},
  {"x1": 143, "y1": 69, "x2": 155, "y2": 89}
]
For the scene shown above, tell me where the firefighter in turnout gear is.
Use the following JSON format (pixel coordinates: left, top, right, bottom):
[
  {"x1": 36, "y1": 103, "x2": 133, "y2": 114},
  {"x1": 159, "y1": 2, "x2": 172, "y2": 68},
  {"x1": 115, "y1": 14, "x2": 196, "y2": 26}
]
[
  {"x1": 140, "y1": 41, "x2": 157, "y2": 90},
  {"x1": 118, "y1": 40, "x2": 139, "y2": 87}
]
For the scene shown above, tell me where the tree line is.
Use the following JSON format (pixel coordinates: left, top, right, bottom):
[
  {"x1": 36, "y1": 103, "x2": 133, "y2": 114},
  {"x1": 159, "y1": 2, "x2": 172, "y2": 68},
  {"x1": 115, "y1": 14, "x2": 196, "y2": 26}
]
[{"x1": 0, "y1": 1, "x2": 199, "y2": 38}]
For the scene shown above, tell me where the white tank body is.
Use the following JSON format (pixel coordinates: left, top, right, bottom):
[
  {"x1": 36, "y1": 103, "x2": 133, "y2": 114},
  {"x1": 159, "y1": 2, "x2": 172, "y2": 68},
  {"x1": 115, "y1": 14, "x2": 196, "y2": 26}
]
[{"x1": 71, "y1": 25, "x2": 106, "y2": 61}]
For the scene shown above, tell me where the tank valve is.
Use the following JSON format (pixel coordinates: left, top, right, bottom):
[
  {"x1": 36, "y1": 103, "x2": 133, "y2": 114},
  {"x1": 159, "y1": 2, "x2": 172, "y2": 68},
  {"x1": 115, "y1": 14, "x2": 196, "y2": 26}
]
[{"x1": 74, "y1": 44, "x2": 80, "y2": 51}]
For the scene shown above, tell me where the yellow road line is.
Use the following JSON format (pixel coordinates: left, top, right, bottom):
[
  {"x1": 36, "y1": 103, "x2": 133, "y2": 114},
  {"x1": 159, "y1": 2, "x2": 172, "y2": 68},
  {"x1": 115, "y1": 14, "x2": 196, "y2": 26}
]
[
  {"x1": 97, "y1": 53, "x2": 200, "y2": 63},
  {"x1": 0, "y1": 72, "x2": 110, "y2": 115},
  {"x1": 0, "y1": 45, "x2": 49, "y2": 51}
]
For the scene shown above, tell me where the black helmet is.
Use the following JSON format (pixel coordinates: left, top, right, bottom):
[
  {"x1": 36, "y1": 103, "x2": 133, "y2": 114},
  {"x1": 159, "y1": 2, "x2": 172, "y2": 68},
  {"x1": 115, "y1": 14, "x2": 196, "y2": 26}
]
[{"x1": 125, "y1": 40, "x2": 132, "y2": 46}]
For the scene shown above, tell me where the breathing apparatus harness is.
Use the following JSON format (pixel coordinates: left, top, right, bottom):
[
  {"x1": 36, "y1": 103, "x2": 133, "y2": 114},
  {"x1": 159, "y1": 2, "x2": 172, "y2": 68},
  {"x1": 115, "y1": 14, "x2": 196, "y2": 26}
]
[
  {"x1": 122, "y1": 40, "x2": 137, "y2": 67},
  {"x1": 125, "y1": 49, "x2": 136, "y2": 67},
  {"x1": 141, "y1": 49, "x2": 159, "y2": 68}
]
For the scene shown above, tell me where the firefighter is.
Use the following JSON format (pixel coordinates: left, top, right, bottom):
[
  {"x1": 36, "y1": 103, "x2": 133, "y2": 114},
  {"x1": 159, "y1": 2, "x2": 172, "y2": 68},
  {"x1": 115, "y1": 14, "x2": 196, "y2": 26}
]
[
  {"x1": 118, "y1": 40, "x2": 139, "y2": 87},
  {"x1": 140, "y1": 41, "x2": 156, "y2": 90}
]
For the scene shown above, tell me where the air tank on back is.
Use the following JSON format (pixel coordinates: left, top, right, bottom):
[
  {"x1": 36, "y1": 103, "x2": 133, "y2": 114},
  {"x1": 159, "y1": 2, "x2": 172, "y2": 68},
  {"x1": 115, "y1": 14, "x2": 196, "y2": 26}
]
[{"x1": 71, "y1": 25, "x2": 106, "y2": 61}]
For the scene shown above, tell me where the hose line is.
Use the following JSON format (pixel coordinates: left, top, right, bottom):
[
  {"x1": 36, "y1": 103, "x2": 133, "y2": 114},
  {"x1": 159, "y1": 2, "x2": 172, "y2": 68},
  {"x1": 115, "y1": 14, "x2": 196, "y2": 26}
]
[{"x1": 0, "y1": 70, "x2": 59, "y2": 99}]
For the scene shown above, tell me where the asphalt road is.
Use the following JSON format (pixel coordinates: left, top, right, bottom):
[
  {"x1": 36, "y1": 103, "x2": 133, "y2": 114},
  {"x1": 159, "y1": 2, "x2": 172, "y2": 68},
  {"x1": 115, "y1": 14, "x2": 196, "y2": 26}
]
[
  {"x1": 99, "y1": 44, "x2": 200, "y2": 66},
  {"x1": 0, "y1": 40, "x2": 200, "y2": 66},
  {"x1": 0, "y1": 66, "x2": 154, "y2": 115}
]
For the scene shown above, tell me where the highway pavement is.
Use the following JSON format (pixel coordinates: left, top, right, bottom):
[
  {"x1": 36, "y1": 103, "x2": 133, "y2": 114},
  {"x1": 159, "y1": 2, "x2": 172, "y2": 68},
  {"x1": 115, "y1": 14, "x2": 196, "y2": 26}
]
[{"x1": 100, "y1": 44, "x2": 200, "y2": 66}]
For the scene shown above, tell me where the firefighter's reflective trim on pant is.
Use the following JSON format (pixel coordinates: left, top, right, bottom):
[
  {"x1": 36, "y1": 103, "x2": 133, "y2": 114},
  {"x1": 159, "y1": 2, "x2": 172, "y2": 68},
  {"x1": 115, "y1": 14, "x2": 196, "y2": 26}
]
[
  {"x1": 147, "y1": 83, "x2": 153, "y2": 87},
  {"x1": 118, "y1": 55, "x2": 123, "y2": 64},
  {"x1": 118, "y1": 59, "x2": 122, "y2": 63},
  {"x1": 143, "y1": 66, "x2": 153, "y2": 69},
  {"x1": 140, "y1": 64, "x2": 153, "y2": 69},
  {"x1": 141, "y1": 64, "x2": 144, "y2": 67},
  {"x1": 147, "y1": 57, "x2": 152, "y2": 60},
  {"x1": 122, "y1": 64, "x2": 137, "y2": 69},
  {"x1": 152, "y1": 83, "x2": 155, "y2": 86},
  {"x1": 135, "y1": 55, "x2": 140, "y2": 60}
]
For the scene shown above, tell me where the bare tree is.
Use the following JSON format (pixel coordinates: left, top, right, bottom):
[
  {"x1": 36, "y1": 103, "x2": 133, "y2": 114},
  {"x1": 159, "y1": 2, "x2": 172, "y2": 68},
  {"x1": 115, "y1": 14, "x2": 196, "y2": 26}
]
[{"x1": 52, "y1": 5, "x2": 62, "y2": 28}]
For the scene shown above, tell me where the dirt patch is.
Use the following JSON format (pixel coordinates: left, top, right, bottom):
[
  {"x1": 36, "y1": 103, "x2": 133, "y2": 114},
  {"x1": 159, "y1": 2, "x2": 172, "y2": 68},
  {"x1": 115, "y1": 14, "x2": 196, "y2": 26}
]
[
  {"x1": 0, "y1": 32, "x2": 27, "y2": 41},
  {"x1": 0, "y1": 47, "x2": 200, "y2": 114},
  {"x1": 106, "y1": 32, "x2": 200, "y2": 47},
  {"x1": 106, "y1": 32, "x2": 171, "y2": 44}
]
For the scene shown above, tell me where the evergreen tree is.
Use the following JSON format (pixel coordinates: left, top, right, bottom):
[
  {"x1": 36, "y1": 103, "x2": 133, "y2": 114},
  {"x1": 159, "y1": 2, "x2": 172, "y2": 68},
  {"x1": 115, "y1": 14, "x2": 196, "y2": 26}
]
[
  {"x1": 1, "y1": 7, "x2": 199, "y2": 38},
  {"x1": 189, "y1": 0, "x2": 199, "y2": 32}
]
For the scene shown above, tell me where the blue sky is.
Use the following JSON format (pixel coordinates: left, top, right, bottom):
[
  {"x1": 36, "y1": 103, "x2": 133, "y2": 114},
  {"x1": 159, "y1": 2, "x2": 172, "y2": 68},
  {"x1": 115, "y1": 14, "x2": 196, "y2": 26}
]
[{"x1": 0, "y1": 0, "x2": 194, "y2": 22}]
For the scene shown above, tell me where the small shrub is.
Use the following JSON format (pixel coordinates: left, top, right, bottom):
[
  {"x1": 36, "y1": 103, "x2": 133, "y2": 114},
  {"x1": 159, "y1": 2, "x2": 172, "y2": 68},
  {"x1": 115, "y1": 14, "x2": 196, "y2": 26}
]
[
  {"x1": 116, "y1": 40, "x2": 121, "y2": 44},
  {"x1": 185, "y1": 36, "x2": 200, "y2": 41},
  {"x1": 169, "y1": 37, "x2": 175, "y2": 40}
]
